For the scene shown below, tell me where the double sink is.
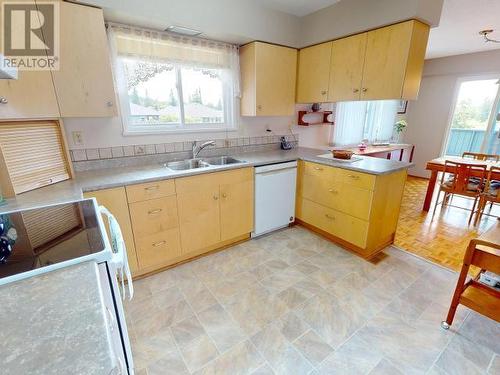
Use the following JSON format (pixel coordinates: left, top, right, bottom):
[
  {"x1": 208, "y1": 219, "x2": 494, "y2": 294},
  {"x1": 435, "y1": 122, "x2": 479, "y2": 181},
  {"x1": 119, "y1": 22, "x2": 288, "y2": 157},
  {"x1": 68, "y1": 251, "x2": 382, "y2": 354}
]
[{"x1": 164, "y1": 156, "x2": 244, "y2": 171}]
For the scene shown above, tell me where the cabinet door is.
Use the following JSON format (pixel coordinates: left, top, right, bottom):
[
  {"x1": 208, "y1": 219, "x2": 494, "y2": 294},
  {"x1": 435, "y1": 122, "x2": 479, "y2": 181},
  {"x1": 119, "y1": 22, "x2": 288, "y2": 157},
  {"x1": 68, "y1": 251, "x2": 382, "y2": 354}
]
[
  {"x1": 220, "y1": 172, "x2": 253, "y2": 241},
  {"x1": 296, "y1": 42, "x2": 332, "y2": 103},
  {"x1": 255, "y1": 42, "x2": 297, "y2": 116},
  {"x1": 176, "y1": 174, "x2": 221, "y2": 253},
  {"x1": 84, "y1": 188, "x2": 139, "y2": 275},
  {"x1": 0, "y1": 71, "x2": 60, "y2": 119},
  {"x1": 52, "y1": 1, "x2": 117, "y2": 117},
  {"x1": 361, "y1": 22, "x2": 413, "y2": 100},
  {"x1": 328, "y1": 33, "x2": 367, "y2": 102}
]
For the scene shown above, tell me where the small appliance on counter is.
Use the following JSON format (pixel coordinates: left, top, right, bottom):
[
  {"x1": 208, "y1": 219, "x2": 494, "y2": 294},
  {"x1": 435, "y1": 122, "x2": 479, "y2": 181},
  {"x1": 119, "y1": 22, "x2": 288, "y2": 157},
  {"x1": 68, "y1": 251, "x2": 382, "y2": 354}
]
[
  {"x1": 280, "y1": 136, "x2": 294, "y2": 150},
  {"x1": 0, "y1": 199, "x2": 135, "y2": 374}
]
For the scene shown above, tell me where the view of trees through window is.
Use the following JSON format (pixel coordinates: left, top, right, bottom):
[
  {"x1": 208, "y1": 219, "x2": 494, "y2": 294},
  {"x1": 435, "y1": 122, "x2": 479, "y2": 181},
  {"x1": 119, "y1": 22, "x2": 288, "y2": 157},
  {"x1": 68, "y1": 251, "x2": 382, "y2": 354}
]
[
  {"x1": 122, "y1": 59, "x2": 225, "y2": 128},
  {"x1": 445, "y1": 78, "x2": 500, "y2": 156}
]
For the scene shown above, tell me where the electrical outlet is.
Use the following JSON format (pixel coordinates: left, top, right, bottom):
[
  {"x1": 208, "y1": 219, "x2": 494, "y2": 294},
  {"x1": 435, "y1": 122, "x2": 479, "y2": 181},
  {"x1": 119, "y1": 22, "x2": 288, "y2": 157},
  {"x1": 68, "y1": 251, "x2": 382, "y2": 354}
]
[{"x1": 72, "y1": 131, "x2": 84, "y2": 145}]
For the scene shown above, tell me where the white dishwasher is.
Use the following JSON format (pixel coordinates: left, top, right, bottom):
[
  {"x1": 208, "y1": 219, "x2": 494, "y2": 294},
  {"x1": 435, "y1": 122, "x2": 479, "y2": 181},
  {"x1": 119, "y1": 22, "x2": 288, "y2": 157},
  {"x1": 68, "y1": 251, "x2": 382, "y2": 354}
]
[{"x1": 253, "y1": 161, "x2": 297, "y2": 237}]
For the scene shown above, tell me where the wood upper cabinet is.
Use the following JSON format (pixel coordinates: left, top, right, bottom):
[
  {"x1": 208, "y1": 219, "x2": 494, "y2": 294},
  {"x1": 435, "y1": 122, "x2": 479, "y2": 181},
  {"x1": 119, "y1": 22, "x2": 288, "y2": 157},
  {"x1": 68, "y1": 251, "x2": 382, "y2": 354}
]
[
  {"x1": 52, "y1": 1, "x2": 117, "y2": 117},
  {"x1": 83, "y1": 187, "x2": 140, "y2": 275},
  {"x1": 240, "y1": 42, "x2": 297, "y2": 116},
  {"x1": 0, "y1": 0, "x2": 59, "y2": 119},
  {"x1": 328, "y1": 33, "x2": 367, "y2": 102},
  {"x1": 361, "y1": 20, "x2": 429, "y2": 100},
  {"x1": 299, "y1": 20, "x2": 429, "y2": 102},
  {"x1": 0, "y1": 71, "x2": 60, "y2": 119},
  {"x1": 296, "y1": 42, "x2": 332, "y2": 103}
]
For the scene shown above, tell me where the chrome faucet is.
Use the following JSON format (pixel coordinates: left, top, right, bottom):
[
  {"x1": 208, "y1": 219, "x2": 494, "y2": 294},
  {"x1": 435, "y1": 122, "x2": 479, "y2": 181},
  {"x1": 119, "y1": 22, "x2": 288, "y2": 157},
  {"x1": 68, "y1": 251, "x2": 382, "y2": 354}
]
[{"x1": 192, "y1": 140, "x2": 216, "y2": 158}]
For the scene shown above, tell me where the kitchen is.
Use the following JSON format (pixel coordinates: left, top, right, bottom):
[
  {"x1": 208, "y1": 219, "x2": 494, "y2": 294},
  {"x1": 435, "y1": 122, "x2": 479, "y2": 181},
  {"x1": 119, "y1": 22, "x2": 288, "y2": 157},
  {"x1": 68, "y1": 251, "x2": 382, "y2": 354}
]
[{"x1": 0, "y1": 0, "x2": 499, "y2": 374}]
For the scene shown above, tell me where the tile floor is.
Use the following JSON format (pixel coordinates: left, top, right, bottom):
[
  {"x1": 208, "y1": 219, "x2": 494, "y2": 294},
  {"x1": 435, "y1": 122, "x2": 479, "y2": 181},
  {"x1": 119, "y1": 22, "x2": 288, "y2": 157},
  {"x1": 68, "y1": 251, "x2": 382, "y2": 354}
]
[{"x1": 124, "y1": 226, "x2": 500, "y2": 375}]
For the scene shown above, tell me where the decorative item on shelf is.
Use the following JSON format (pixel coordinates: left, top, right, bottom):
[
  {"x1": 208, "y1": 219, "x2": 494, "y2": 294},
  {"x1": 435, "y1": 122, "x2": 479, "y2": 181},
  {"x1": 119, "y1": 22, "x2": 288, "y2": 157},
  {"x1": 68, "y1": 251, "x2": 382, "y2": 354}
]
[
  {"x1": 358, "y1": 141, "x2": 368, "y2": 151},
  {"x1": 298, "y1": 103, "x2": 334, "y2": 126},
  {"x1": 394, "y1": 120, "x2": 408, "y2": 143}
]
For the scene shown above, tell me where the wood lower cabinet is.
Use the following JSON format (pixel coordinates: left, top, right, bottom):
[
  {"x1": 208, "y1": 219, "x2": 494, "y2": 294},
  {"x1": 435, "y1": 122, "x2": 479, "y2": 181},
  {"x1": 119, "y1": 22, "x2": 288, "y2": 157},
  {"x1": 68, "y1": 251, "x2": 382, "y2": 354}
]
[
  {"x1": 176, "y1": 168, "x2": 254, "y2": 253},
  {"x1": 83, "y1": 187, "x2": 139, "y2": 275},
  {"x1": 134, "y1": 228, "x2": 181, "y2": 270},
  {"x1": 296, "y1": 161, "x2": 406, "y2": 258}
]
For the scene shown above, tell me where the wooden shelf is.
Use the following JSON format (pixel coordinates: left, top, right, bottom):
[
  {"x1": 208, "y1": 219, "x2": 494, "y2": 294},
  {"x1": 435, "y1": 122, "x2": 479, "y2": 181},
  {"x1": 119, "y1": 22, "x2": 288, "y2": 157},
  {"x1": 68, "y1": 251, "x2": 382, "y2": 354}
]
[{"x1": 298, "y1": 110, "x2": 333, "y2": 126}]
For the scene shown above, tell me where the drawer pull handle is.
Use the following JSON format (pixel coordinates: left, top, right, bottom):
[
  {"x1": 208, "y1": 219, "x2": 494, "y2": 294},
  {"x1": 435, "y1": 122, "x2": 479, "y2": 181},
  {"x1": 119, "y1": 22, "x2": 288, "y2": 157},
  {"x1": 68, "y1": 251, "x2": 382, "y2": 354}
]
[
  {"x1": 152, "y1": 240, "x2": 166, "y2": 247},
  {"x1": 314, "y1": 167, "x2": 323, "y2": 171},
  {"x1": 328, "y1": 189, "x2": 338, "y2": 194},
  {"x1": 353, "y1": 88, "x2": 359, "y2": 93},
  {"x1": 144, "y1": 185, "x2": 160, "y2": 191},
  {"x1": 347, "y1": 175, "x2": 360, "y2": 180},
  {"x1": 325, "y1": 214, "x2": 335, "y2": 220},
  {"x1": 148, "y1": 208, "x2": 162, "y2": 215}
]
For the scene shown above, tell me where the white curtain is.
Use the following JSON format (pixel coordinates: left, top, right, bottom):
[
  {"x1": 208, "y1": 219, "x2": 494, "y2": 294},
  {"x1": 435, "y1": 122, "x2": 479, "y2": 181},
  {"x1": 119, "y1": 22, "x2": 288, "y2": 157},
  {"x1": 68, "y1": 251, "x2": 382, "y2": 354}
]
[
  {"x1": 334, "y1": 101, "x2": 368, "y2": 146},
  {"x1": 106, "y1": 23, "x2": 240, "y2": 96},
  {"x1": 334, "y1": 100, "x2": 398, "y2": 145}
]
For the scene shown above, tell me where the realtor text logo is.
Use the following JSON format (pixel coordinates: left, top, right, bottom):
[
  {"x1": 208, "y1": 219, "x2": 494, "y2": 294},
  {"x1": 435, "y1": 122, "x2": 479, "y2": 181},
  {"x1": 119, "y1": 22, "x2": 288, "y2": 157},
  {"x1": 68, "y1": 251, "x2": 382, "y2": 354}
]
[{"x1": 1, "y1": 1, "x2": 59, "y2": 70}]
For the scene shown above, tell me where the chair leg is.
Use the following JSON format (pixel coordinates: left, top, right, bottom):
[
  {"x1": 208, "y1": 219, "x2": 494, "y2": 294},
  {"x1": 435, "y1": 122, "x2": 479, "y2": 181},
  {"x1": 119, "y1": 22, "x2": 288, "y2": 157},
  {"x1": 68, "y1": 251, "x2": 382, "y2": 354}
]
[
  {"x1": 474, "y1": 197, "x2": 485, "y2": 226},
  {"x1": 432, "y1": 191, "x2": 441, "y2": 218},
  {"x1": 468, "y1": 197, "x2": 478, "y2": 225},
  {"x1": 443, "y1": 263, "x2": 470, "y2": 329}
]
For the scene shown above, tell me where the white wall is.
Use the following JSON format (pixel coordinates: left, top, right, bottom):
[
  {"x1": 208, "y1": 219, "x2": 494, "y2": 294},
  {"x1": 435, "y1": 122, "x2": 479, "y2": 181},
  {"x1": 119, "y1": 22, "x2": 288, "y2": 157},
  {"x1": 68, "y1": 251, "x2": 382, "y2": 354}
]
[
  {"x1": 299, "y1": 0, "x2": 443, "y2": 47},
  {"x1": 404, "y1": 49, "x2": 500, "y2": 178}
]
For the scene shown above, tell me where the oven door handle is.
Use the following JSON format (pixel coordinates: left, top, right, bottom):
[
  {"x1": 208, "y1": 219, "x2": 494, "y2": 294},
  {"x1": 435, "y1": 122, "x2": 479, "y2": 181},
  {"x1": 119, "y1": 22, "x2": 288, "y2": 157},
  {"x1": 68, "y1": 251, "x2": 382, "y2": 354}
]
[{"x1": 99, "y1": 205, "x2": 134, "y2": 300}]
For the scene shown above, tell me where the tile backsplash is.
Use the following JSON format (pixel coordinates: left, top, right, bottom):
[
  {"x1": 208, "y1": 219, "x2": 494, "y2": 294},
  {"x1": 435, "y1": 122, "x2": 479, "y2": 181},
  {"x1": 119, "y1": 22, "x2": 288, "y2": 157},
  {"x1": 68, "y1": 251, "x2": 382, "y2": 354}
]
[{"x1": 71, "y1": 134, "x2": 299, "y2": 171}]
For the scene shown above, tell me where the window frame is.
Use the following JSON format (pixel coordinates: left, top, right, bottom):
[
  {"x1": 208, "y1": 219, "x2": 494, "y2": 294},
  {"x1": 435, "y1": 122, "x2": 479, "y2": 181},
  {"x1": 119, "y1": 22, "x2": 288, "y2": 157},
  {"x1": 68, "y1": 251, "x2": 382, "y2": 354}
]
[{"x1": 116, "y1": 58, "x2": 238, "y2": 135}]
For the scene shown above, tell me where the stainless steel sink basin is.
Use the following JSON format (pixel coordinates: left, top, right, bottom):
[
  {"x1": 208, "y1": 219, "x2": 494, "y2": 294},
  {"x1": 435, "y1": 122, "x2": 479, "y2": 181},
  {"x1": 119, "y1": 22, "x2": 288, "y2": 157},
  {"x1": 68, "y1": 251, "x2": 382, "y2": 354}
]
[
  {"x1": 202, "y1": 156, "x2": 244, "y2": 166},
  {"x1": 164, "y1": 159, "x2": 210, "y2": 171}
]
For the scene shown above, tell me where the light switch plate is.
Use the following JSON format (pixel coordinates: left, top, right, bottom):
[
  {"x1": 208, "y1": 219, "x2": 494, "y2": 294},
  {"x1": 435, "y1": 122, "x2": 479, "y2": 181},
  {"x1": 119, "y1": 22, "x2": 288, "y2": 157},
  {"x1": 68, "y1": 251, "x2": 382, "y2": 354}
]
[{"x1": 72, "y1": 131, "x2": 84, "y2": 145}]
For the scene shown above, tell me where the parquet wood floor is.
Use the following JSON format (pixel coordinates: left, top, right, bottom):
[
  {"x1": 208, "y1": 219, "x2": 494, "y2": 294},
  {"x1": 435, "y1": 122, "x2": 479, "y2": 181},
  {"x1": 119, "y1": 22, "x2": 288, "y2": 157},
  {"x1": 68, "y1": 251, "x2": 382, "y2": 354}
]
[{"x1": 394, "y1": 176, "x2": 499, "y2": 271}]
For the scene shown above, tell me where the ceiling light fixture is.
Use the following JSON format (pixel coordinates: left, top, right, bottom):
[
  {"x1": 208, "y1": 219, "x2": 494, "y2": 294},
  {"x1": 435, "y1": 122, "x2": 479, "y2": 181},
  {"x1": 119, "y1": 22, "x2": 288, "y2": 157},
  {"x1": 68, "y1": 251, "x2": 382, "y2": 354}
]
[
  {"x1": 479, "y1": 29, "x2": 500, "y2": 43},
  {"x1": 165, "y1": 25, "x2": 202, "y2": 37}
]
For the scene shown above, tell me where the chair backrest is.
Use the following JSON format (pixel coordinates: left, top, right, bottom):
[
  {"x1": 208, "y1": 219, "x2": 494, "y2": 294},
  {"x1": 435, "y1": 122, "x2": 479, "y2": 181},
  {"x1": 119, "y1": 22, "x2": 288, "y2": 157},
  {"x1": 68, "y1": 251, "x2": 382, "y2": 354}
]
[
  {"x1": 485, "y1": 166, "x2": 500, "y2": 197},
  {"x1": 462, "y1": 152, "x2": 500, "y2": 162},
  {"x1": 441, "y1": 160, "x2": 488, "y2": 193}
]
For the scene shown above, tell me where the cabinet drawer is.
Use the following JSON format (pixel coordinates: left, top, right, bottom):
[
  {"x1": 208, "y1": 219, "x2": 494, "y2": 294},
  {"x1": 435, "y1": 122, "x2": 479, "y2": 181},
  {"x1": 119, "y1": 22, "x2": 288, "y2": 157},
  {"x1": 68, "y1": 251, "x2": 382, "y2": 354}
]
[
  {"x1": 301, "y1": 174, "x2": 341, "y2": 211},
  {"x1": 338, "y1": 184, "x2": 373, "y2": 220},
  {"x1": 135, "y1": 228, "x2": 181, "y2": 270},
  {"x1": 303, "y1": 162, "x2": 338, "y2": 180},
  {"x1": 299, "y1": 198, "x2": 337, "y2": 234},
  {"x1": 332, "y1": 211, "x2": 369, "y2": 249},
  {"x1": 129, "y1": 196, "x2": 179, "y2": 238},
  {"x1": 338, "y1": 169, "x2": 375, "y2": 190},
  {"x1": 126, "y1": 180, "x2": 175, "y2": 203}
]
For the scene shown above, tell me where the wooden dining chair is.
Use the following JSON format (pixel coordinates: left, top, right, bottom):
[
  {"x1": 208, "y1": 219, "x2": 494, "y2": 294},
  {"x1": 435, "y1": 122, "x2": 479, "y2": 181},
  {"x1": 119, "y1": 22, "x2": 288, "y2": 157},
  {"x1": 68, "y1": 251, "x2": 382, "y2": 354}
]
[
  {"x1": 474, "y1": 166, "x2": 500, "y2": 225},
  {"x1": 432, "y1": 160, "x2": 487, "y2": 224},
  {"x1": 441, "y1": 222, "x2": 500, "y2": 329},
  {"x1": 462, "y1": 152, "x2": 500, "y2": 162}
]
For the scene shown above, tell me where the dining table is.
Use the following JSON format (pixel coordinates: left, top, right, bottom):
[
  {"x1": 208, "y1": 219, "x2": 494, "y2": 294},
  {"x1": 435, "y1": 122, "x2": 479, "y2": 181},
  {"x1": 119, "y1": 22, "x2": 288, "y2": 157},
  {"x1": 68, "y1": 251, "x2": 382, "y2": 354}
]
[{"x1": 423, "y1": 156, "x2": 500, "y2": 211}]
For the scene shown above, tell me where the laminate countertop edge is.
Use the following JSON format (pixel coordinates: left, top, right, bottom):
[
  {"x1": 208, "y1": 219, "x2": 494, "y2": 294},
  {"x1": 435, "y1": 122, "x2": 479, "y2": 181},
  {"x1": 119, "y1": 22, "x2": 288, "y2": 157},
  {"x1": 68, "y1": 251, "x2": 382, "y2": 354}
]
[{"x1": 0, "y1": 147, "x2": 412, "y2": 213}]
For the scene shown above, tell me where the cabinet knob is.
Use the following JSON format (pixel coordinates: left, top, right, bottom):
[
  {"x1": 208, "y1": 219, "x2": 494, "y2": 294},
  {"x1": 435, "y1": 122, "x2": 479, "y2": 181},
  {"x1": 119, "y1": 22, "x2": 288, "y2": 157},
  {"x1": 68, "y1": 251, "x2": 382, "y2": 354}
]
[
  {"x1": 347, "y1": 174, "x2": 360, "y2": 180},
  {"x1": 106, "y1": 101, "x2": 114, "y2": 107},
  {"x1": 328, "y1": 189, "x2": 338, "y2": 194},
  {"x1": 321, "y1": 90, "x2": 327, "y2": 95},
  {"x1": 213, "y1": 195, "x2": 219, "y2": 200},
  {"x1": 0, "y1": 97, "x2": 8, "y2": 104},
  {"x1": 325, "y1": 214, "x2": 335, "y2": 220},
  {"x1": 222, "y1": 193, "x2": 227, "y2": 198},
  {"x1": 353, "y1": 88, "x2": 359, "y2": 93},
  {"x1": 257, "y1": 104, "x2": 262, "y2": 110},
  {"x1": 362, "y1": 88, "x2": 368, "y2": 93},
  {"x1": 314, "y1": 167, "x2": 323, "y2": 171}
]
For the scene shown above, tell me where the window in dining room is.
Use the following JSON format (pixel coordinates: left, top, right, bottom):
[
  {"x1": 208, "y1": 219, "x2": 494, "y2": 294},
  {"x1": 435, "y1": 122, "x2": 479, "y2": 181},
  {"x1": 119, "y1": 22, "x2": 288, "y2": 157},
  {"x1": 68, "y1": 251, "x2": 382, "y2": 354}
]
[{"x1": 444, "y1": 77, "x2": 500, "y2": 156}]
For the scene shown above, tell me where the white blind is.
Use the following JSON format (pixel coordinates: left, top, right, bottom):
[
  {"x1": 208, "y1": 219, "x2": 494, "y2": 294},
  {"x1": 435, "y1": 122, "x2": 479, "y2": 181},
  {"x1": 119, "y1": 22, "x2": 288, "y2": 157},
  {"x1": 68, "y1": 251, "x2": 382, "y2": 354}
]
[{"x1": 108, "y1": 23, "x2": 239, "y2": 69}]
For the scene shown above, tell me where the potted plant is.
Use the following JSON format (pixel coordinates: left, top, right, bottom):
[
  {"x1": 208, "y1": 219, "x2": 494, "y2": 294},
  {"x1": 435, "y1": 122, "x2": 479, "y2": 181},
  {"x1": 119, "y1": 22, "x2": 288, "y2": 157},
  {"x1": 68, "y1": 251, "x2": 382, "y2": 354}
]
[{"x1": 394, "y1": 120, "x2": 407, "y2": 143}]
